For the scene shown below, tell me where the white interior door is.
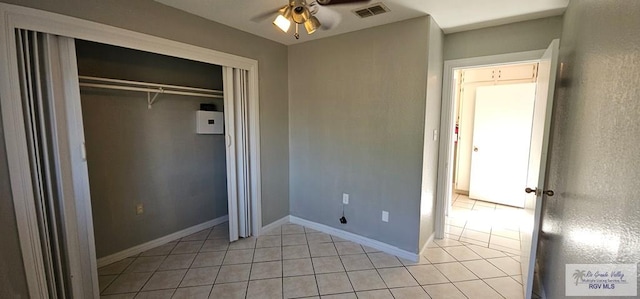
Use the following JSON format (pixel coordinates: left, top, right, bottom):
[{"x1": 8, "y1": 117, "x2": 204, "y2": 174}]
[
  {"x1": 521, "y1": 39, "x2": 560, "y2": 299},
  {"x1": 468, "y1": 83, "x2": 536, "y2": 207}
]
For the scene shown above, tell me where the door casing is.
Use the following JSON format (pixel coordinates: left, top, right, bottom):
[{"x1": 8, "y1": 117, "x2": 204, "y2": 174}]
[
  {"x1": 436, "y1": 46, "x2": 559, "y2": 299},
  {"x1": 435, "y1": 49, "x2": 545, "y2": 240}
]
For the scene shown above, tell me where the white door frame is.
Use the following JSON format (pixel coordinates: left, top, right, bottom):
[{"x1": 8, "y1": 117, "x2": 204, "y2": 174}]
[
  {"x1": 434, "y1": 50, "x2": 545, "y2": 239},
  {"x1": 0, "y1": 3, "x2": 262, "y2": 297}
]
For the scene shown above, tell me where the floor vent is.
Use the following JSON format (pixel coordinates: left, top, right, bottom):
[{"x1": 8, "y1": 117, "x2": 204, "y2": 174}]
[{"x1": 353, "y1": 3, "x2": 390, "y2": 18}]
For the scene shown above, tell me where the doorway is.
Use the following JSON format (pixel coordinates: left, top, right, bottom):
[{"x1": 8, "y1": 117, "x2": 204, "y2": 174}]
[
  {"x1": 441, "y1": 62, "x2": 541, "y2": 299},
  {"x1": 444, "y1": 61, "x2": 540, "y2": 252},
  {"x1": 435, "y1": 49, "x2": 546, "y2": 240},
  {"x1": 452, "y1": 63, "x2": 538, "y2": 208},
  {"x1": 435, "y1": 42, "x2": 560, "y2": 299},
  {"x1": 0, "y1": 5, "x2": 262, "y2": 297}
]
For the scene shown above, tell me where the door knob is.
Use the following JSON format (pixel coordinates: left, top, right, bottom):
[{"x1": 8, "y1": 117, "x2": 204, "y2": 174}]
[
  {"x1": 525, "y1": 187, "x2": 554, "y2": 197},
  {"x1": 473, "y1": 146, "x2": 478, "y2": 152}
]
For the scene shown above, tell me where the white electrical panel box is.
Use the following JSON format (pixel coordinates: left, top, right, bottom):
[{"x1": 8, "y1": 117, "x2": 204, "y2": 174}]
[{"x1": 196, "y1": 111, "x2": 224, "y2": 134}]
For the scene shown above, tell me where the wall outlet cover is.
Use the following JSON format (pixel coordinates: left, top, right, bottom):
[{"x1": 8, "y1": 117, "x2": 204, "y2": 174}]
[
  {"x1": 342, "y1": 193, "x2": 349, "y2": 205},
  {"x1": 136, "y1": 203, "x2": 144, "y2": 215}
]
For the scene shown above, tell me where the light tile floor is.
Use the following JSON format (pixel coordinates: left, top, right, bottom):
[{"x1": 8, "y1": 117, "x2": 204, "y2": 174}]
[
  {"x1": 445, "y1": 194, "x2": 524, "y2": 256},
  {"x1": 98, "y1": 196, "x2": 528, "y2": 298}
]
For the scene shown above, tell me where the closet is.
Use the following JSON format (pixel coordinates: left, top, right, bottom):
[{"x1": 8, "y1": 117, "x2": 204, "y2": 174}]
[
  {"x1": 75, "y1": 40, "x2": 228, "y2": 260},
  {"x1": 2, "y1": 10, "x2": 260, "y2": 294}
]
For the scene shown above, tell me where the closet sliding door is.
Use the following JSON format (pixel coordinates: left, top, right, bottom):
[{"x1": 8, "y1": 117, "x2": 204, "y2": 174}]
[
  {"x1": 14, "y1": 29, "x2": 97, "y2": 298},
  {"x1": 224, "y1": 67, "x2": 254, "y2": 241}
]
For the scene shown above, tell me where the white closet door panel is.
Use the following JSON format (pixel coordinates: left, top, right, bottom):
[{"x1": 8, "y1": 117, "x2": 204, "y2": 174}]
[{"x1": 468, "y1": 83, "x2": 536, "y2": 207}]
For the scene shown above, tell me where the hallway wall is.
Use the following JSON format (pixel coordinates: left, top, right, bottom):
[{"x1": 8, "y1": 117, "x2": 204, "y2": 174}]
[
  {"x1": 444, "y1": 16, "x2": 563, "y2": 60},
  {"x1": 538, "y1": 0, "x2": 640, "y2": 296},
  {"x1": 419, "y1": 17, "x2": 444, "y2": 250}
]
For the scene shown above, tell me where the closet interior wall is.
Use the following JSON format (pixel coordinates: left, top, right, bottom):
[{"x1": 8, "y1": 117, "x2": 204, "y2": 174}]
[{"x1": 75, "y1": 40, "x2": 227, "y2": 258}]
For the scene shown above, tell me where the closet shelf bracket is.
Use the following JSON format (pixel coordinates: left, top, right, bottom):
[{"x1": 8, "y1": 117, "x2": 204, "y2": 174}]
[{"x1": 147, "y1": 88, "x2": 163, "y2": 109}]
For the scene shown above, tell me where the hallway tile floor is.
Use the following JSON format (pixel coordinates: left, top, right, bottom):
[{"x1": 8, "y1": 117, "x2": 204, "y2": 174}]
[
  {"x1": 99, "y1": 198, "x2": 526, "y2": 298},
  {"x1": 445, "y1": 194, "x2": 524, "y2": 256}
]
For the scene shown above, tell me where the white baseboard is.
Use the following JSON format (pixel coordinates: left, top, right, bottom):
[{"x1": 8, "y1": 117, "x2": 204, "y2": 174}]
[
  {"x1": 96, "y1": 215, "x2": 228, "y2": 267},
  {"x1": 289, "y1": 216, "x2": 419, "y2": 262},
  {"x1": 260, "y1": 215, "x2": 291, "y2": 235},
  {"x1": 419, "y1": 232, "x2": 436, "y2": 256}
]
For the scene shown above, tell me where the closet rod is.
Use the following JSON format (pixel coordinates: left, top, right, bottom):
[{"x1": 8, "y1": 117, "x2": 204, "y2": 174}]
[
  {"x1": 78, "y1": 75, "x2": 224, "y2": 99},
  {"x1": 79, "y1": 82, "x2": 223, "y2": 99}
]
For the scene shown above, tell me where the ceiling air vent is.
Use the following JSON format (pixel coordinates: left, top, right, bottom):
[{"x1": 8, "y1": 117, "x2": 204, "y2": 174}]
[{"x1": 353, "y1": 3, "x2": 390, "y2": 18}]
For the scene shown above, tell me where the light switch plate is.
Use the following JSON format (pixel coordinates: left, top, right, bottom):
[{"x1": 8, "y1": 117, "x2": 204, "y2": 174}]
[{"x1": 382, "y1": 211, "x2": 389, "y2": 222}]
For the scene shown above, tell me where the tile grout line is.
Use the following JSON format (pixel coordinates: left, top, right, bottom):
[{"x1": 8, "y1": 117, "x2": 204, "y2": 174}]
[
  {"x1": 171, "y1": 234, "x2": 207, "y2": 295},
  {"x1": 440, "y1": 202, "x2": 525, "y2": 299},
  {"x1": 427, "y1": 240, "x2": 471, "y2": 299},
  {"x1": 430, "y1": 242, "x2": 472, "y2": 298},
  {"x1": 332, "y1": 237, "x2": 357, "y2": 296},
  {"x1": 281, "y1": 229, "x2": 285, "y2": 299}
]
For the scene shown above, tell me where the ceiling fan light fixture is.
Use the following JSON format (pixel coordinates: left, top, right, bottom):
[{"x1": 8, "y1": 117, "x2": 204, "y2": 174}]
[
  {"x1": 273, "y1": 14, "x2": 291, "y2": 32},
  {"x1": 291, "y1": 6, "x2": 310, "y2": 24},
  {"x1": 304, "y1": 16, "x2": 321, "y2": 34},
  {"x1": 281, "y1": 5, "x2": 293, "y2": 19}
]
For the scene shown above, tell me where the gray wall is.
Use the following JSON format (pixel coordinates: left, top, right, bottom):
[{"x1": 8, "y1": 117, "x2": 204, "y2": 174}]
[
  {"x1": 289, "y1": 17, "x2": 431, "y2": 253},
  {"x1": 418, "y1": 17, "x2": 444, "y2": 250},
  {"x1": 538, "y1": 0, "x2": 640, "y2": 297},
  {"x1": 76, "y1": 41, "x2": 228, "y2": 258},
  {"x1": 0, "y1": 107, "x2": 28, "y2": 298},
  {"x1": 444, "y1": 16, "x2": 564, "y2": 60},
  {"x1": 3, "y1": 0, "x2": 290, "y2": 226}
]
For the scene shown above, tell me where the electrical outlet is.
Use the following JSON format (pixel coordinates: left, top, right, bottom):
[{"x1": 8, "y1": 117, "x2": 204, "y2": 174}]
[
  {"x1": 342, "y1": 193, "x2": 349, "y2": 205},
  {"x1": 136, "y1": 203, "x2": 144, "y2": 215},
  {"x1": 433, "y1": 129, "x2": 438, "y2": 141},
  {"x1": 382, "y1": 211, "x2": 389, "y2": 222}
]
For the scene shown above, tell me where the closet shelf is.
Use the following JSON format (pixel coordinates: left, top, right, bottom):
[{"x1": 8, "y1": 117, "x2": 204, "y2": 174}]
[{"x1": 78, "y1": 76, "x2": 224, "y2": 103}]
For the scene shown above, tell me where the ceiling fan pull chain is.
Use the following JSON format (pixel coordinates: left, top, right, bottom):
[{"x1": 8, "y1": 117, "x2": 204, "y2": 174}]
[{"x1": 295, "y1": 23, "x2": 300, "y2": 39}]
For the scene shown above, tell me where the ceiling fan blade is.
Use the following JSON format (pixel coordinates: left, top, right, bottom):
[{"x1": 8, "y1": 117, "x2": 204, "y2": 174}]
[
  {"x1": 317, "y1": 0, "x2": 370, "y2": 6},
  {"x1": 315, "y1": 7, "x2": 342, "y2": 30},
  {"x1": 250, "y1": 7, "x2": 283, "y2": 23}
]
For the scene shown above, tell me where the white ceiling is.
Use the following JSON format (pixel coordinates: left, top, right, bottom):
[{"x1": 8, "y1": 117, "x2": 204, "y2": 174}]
[{"x1": 155, "y1": 0, "x2": 569, "y2": 46}]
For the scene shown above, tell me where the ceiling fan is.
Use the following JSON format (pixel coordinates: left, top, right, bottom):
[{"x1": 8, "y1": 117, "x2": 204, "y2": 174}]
[{"x1": 268, "y1": 0, "x2": 370, "y2": 39}]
